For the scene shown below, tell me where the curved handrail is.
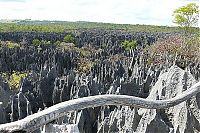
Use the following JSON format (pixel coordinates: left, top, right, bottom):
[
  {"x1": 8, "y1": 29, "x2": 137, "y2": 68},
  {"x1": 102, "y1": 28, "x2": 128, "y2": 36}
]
[{"x1": 0, "y1": 81, "x2": 200, "y2": 133}]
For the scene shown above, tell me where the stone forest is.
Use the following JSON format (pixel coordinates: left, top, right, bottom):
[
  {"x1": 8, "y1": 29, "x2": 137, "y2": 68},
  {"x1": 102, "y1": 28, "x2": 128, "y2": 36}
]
[{"x1": 0, "y1": 2, "x2": 199, "y2": 133}]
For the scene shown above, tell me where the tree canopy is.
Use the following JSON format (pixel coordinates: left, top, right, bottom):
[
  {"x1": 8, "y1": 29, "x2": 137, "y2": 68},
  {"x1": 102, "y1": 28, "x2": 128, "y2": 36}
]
[
  {"x1": 63, "y1": 34, "x2": 75, "y2": 43},
  {"x1": 173, "y1": 3, "x2": 199, "y2": 31},
  {"x1": 122, "y1": 40, "x2": 138, "y2": 50}
]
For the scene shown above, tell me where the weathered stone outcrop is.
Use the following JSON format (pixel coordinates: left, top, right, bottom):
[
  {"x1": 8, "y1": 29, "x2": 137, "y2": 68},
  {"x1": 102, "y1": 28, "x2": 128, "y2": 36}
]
[{"x1": 0, "y1": 30, "x2": 199, "y2": 133}]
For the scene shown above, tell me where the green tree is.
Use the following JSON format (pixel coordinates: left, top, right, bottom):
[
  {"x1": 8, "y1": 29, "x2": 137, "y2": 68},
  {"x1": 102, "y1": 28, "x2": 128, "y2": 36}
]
[
  {"x1": 32, "y1": 39, "x2": 41, "y2": 45},
  {"x1": 173, "y1": 3, "x2": 199, "y2": 32},
  {"x1": 63, "y1": 34, "x2": 75, "y2": 43},
  {"x1": 6, "y1": 41, "x2": 20, "y2": 49},
  {"x1": 122, "y1": 40, "x2": 138, "y2": 50}
]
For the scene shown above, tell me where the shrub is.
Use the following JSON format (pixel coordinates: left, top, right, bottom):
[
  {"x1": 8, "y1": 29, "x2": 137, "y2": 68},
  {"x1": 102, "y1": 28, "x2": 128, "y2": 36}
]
[
  {"x1": 77, "y1": 58, "x2": 93, "y2": 73},
  {"x1": 63, "y1": 34, "x2": 75, "y2": 43},
  {"x1": 122, "y1": 40, "x2": 138, "y2": 50},
  {"x1": 0, "y1": 41, "x2": 20, "y2": 49},
  {"x1": 32, "y1": 39, "x2": 41, "y2": 45},
  {"x1": 0, "y1": 71, "x2": 28, "y2": 90},
  {"x1": 41, "y1": 40, "x2": 51, "y2": 45},
  {"x1": 144, "y1": 35, "x2": 200, "y2": 66}
]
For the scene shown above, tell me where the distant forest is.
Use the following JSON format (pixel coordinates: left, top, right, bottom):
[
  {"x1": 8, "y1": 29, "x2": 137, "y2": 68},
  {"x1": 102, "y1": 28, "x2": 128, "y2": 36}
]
[{"x1": 0, "y1": 20, "x2": 199, "y2": 33}]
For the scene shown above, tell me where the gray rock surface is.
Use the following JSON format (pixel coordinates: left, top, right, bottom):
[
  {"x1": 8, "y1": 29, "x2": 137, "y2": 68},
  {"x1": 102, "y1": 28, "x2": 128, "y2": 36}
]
[
  {"x1": 0, "y1": 31, "x2": 199, "y2": 133},
  {"x1": 97, "y1": 65, "x2": 200, "y2": 133}
]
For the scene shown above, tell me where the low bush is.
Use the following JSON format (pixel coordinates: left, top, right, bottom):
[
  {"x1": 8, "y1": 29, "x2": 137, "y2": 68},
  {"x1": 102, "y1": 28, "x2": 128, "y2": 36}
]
[
  {"x1": 0, "y1": 71, "x2": 28, "y2": 90},
  {"x1": 144, "y1": 34, "x2": 200, "y2": 66},
  {"x1": 122, "y1": 40, "x2": 138, "y2": 50},
  {"x1": 32, "y1": 39, "x2": 41, "y2": 45},
  {"x1": 63, "y1": 34, "x2": 75, "y2": 43},
  {"x1": 0, "y1": 41, "x2": 20, "y2": 49}
]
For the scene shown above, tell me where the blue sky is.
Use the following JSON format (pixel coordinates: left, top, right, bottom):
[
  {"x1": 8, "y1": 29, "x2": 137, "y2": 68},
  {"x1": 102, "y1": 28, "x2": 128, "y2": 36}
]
[{"x1": 0, "y1": 0, "x2": 199, "y2": 26}]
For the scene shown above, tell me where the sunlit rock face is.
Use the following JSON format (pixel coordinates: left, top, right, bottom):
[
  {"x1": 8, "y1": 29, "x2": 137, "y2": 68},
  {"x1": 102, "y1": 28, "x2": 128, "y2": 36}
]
[
  {"x1": 97, "y1": 65, "x2": 200, "y2": 133},
  {"x1": 42, "y1": 123, "x2": 80, "y2": 133}
]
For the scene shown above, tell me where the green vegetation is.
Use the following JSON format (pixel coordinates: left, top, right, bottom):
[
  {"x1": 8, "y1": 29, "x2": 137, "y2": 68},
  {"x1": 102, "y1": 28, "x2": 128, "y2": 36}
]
[
  {"x1": 0, "y1": 71, "x2": 28, "y2": 90},
  {"x1": 0, "y1": 20, "x2": 199, "y2": 33},
  {"x1": 55, "y1": 41, "x2": 95, "y2": 73},
  {"x1": 144, "y1": 35, "x2": 200, "y2": 66},
  {"x1": 6, "y1": 42, "x2": 20, "y2": 49},
  {"x1": 41, "y1": 40, "x2": 51, "y2": 45},
  {"x1": 173, "y1": 3, "x2": 199, "y2": 32},
  {"x1": 32, "y1": 39, "x2": 41, "y2": 45},
  {"x1": 77, "y1": 58, "x2": 94, "y2": 74},
  {"x1": 57, "y1": 42, "x2": 92, "y2": 57},
  {"x1": 144, "y1": 3, "x2": 200, "y2": 66},
  {"x1": 57, "y1": 42, "x2": 75, "y2": 50},
  {"x1": 32, "y1": 39, "x2": 51, "y2": 46},
  {"x1": 122, "y1": 40, "x2": 138, "y2": 50},
  {"x1": 0, "y1": 41, "x2": 20, "y2": 49},
  {"x1": 63, "y1": 34, "x2": 75, "y2": 43}
]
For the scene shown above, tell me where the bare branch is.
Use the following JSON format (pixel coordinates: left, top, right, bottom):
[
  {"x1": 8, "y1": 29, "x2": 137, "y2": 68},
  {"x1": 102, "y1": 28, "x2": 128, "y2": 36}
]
[{"x1": 1, "y1": 81, "x2": 200, "y2": 132}]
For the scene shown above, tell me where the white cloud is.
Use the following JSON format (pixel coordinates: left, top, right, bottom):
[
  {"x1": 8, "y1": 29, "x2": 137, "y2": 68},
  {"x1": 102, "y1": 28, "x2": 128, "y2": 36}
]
[{"x1": 0, "y1": 0, "x2": 198, "y2": 26}]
